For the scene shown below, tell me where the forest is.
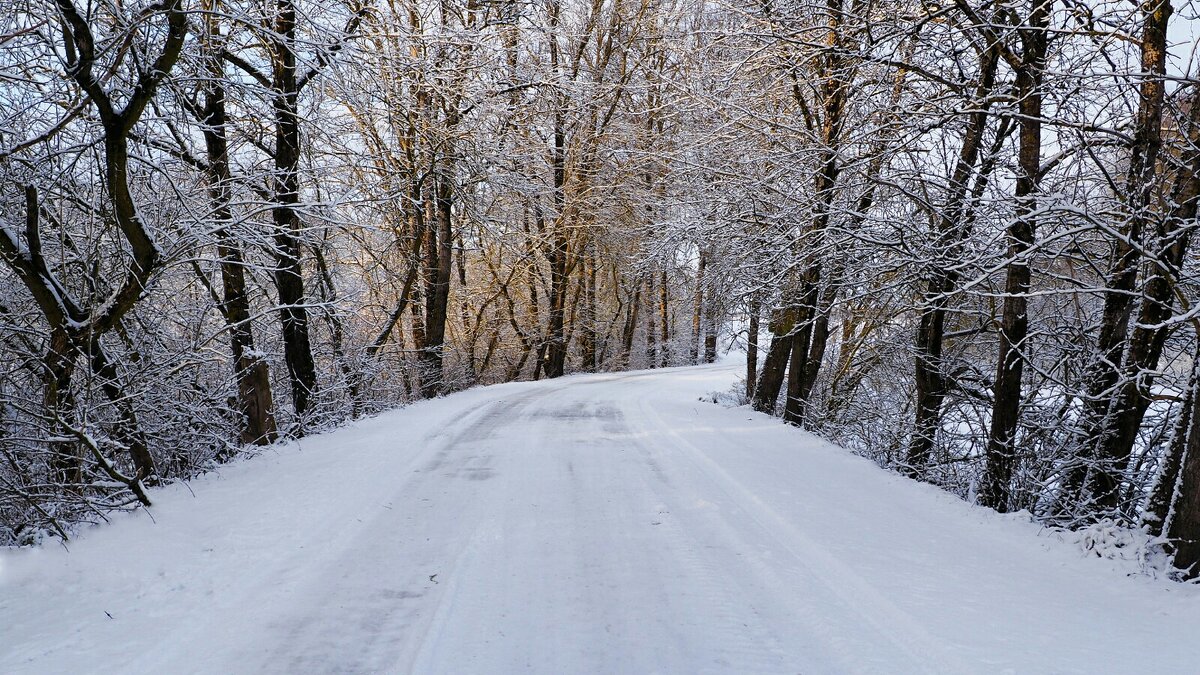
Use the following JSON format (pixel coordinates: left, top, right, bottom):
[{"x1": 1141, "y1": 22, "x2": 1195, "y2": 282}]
[{"x1": 2, "y1": 0, "x2": 1200, "y2": 578}]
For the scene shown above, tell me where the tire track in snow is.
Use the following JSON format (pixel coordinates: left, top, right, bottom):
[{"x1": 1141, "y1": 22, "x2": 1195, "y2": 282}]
[
  {"x1": 636, "y1": 392, "x2": 972, "y2": 674},
  {"x1": 383, "y1": 384, "x2": 578, "y2": 672},
  {"x1": 613, "y1": 391, "x2": 895, "y2": 673},
  {"x1": 604, "y1": 402, "x2": 800, "y2": 673},
  {"x1": 225, "y1": 385, "x2": 562, "y2": 673},
  {"x1": 576, "y1": 398, "x2": 789, "y2": 674}
]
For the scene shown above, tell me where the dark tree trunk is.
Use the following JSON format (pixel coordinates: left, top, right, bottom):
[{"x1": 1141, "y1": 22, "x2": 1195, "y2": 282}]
[
  {"x1": 703, "y1": 324, "x2": 717, "y2": 364},
  {"x1": 420, "y1": 176, "x2": 455, "y2": 397},
  {"x1": 752, "y1": 307, "x2": 795, "y2": 414},
  {"x1": 45, "y1": 329, "x2": 80, "y2": 484},
  {"x1": 703, "y1": 259, "x2": 718, "y2": 362},
  {"x1": 544, "y1": 117, "x2": 570, "y2": 378},
  {"x1": 1142, "y1": 102, "x2": 1200, "y2": 532},
  {"x1": 783, "y1": 320, "x2": 810, "y2": 424},
  {"x1": 545, "y1": 225, "x2": 570, "y2": 378},
  {"x1": 797, "y1": 298, "x2": 832, "y2": 420},
  {"x1": 87, "y1": 340, "x2": 156, "y2": 482},
  {"x1": 691, "y1": 252, "x2": 706, "y2": 364},
  {"x1": 199, "y1": 25, "x2": 278, "y2": 448},
  {"x1": 907, "y1": 300, "x2": 950, "y2": 476},
  {"x1": 746, "y1": 296, "x2": 760, "y2": 399},
  {"x1": 1145, "y1": 348, "x2": 1200, "y2": 535},
  {"x1": 981, "y1": 221, "x2": 1036, "y2": 510},
  {"x1": 580, "y1": 250, "x2": 598, "y2": 371},
  {"x1": 543, "y1": 0, "x2": 574, "y2": 379},
  {"x1": 659, "y1": 269, "x2": 670, "y2": 365},
  {"x1": 905, "y1": 44, "x2": 1000, "y2": 476},
  {"x1": 1167, "y1": 348, "x2": 1200, "y2": 577},
  {"x1": 619, "y1": 283, "x2": 642, "y2": 368},
  {"x1": 980, "y1": 4, "x2": 1049, "y2": 511},
  {"x1": 218, "y1": 243, "x2": 278, "y2": 447},
  {"x1": 271, "y1": 0, "x2": 318, "y2": 421},
  {"x1": 1065, "y1": 2, "x2": 1177, "y2": 516},
  {"x1": 780, "y1": 0, "x2": 849, "y2": 425},
  {"x1": 785, "y1": 278, "x2": 833, "y2": 426},
  {"x1": 646, "y1": 273, "x2": 657, "y2": 367},
  {"x1": 410, "y1": 282, "x2": 427, "y2": 357},
  {"x1": 1093, "y1": 115, "x2": 1200, "y2": 517}
]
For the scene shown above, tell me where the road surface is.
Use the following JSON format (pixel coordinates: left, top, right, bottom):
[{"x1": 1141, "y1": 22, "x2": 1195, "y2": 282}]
[{"x1": 3, "y1": 364, "x2": 1199, "y2": 673}]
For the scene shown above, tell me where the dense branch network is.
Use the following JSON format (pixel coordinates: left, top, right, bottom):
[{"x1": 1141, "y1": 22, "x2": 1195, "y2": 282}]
[{"x1": 2, "y1": 0, "x2": 1200, "y2": 579}]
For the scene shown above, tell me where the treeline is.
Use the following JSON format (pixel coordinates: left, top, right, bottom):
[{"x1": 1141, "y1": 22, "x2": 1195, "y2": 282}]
[
  {"x1": 4, "y1": 0, "x2": 1200, "y2": 580},
  {"x1": 0, "y1": 0, "x2": 716, "y2": 543},
  {"x1": 693, "y1": 0, "x2": 1200, "y2": 577}
]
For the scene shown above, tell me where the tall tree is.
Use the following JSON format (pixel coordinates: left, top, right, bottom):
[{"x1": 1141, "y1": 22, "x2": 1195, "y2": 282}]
[{"x1": 980, "y1": 0, "x2": 1052, "y2": 511}]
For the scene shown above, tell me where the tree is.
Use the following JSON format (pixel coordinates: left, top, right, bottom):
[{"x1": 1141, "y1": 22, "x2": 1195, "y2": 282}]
[{"x1": 0, "y1": 0, "x2": 187, "y2": 503}]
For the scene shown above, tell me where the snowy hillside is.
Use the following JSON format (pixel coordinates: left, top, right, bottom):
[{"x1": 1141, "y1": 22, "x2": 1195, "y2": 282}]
[{"x1": 3, "y1": 363, "x2": 1199, "y2": 674}]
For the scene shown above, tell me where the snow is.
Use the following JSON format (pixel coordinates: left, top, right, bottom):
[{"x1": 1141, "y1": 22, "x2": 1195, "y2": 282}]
[{"x1": 3, "y1": 362, "x2": 1199, "y2": 674}]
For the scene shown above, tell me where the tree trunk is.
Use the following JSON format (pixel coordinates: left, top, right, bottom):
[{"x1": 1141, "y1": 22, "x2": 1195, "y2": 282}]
[
  {"x1": 783, "y1": 321, "x2": 810, "y2": 424},
  {"x1": 200, "y1": 20, "x2": 278, "y2": 448},
  {"x1": 1095, "y1": 114, "x2": 1200, "y2": 517},
  {"x1": 905, "y1": 44, "x2": 1000, "y2": 476},
  {"x1": 646, "y1": 273, "x2": 657, "y2": 367},
  {"x1": 271, "y1": 0, "x2": 318, "y2": 421},
  {"x1": 779, "y1": 0, "x2": 849, "y2": 425},
  {"x1": 1066, "y1": 1, "x2": 1177, "y2": 516},
  {"x1": 980, "y1": 5, "x2": 1049, "y2": 511},
  {"x1": 703, "y1": 317, "x2": 718, "y2": 364},
  {"x1": 45, "y1": 329, "x2": 80, "y2": 484},
  {"x1": 420, "y1": 175, "x2": 455, "y2": 397},
  {"x1": 659, "y1": 269, "x2": 670, "y2": 365},
  {"x1": 785, "y1": 278, "x2": 832, "y2": 426},
  {"x1": 87, "y1": 340, "x2": 156, "y2": 482},
  {"x1": 797, "y1": 298, "x2": 832, "y2": 421},
  {"x1": 908, "y1": 299, "x2": 950, "y2": 475},
  {"x1": 580, "y1": 249, "x2": 598, "y2": 371},
  {"x1": 1141, "y1": 98, "x2": 1200, "y2": 530},
  {"x1": 544, "y1": 121, "x2": 570, "y2": 378},
  {"x1": 691, "y1": 252, "x2": 706, "y2": 364},
  {"x1": 545, "y1": 225, "x2": 570, "y2": 378},
  {"x1": 1167, "y1": 344, "x2": 1200, "y2": 577},
  {"x1": 746, "y1": 296, "x2": 760, "y2": 399},
  {"x1": 1145, "y1": 344, "x2": 1200, "y2": 534},
  {"x1": 752, "y1": 306, "x2": 795, "y2": 413},
  {"x1": 619, "y1": 283, "x2": 642, "y2": 368},
  {"x1": 544, "y1": 12, "x2": 570, "y2": 379}
]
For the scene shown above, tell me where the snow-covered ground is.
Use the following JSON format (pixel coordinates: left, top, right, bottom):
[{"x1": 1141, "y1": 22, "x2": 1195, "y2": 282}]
[{"x1": 3, "y1": 363, "x2": 1199, "y2": 674}]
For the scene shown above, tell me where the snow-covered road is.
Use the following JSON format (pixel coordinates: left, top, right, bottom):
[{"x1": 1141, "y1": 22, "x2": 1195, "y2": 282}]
[{"x1": 3, "y1": 363, "x2": 1199, "y2": 674}]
